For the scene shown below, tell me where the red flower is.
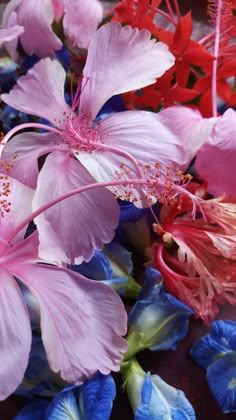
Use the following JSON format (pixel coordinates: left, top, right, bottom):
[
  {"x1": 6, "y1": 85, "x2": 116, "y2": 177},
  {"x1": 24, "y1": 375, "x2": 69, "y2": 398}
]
[
  {"x1": 153, "y1": 191, "x2": 236, "y2": 323},
  {"x1": 157, "y1": 12, "x2": 214, "y2": 88}
]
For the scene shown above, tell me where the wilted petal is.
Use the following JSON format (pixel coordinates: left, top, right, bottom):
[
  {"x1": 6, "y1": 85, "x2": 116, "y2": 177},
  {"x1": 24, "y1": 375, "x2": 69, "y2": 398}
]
[
  {"x1": 1, "y1": 131, "x2": 68, "y2": 188},
  {"x1": 0, "y1": 25, "x2": 24, "y2": 46},
  {"x1": 13, "y1": 262, "x2": 128, "y2": 383},
  {"x1": 80, "y1": 23, "x2": 175, "y2": 119},
  {"x1": 195, "y1": 108, "x2": 236, "y2": 197},
  {"x1": 33, "y1": 152, "x2": 120, "y2": 264},
  {"x1": 17, "y1": 0, "x2": 62, "y2": 57},
  {"x1": 1, "y1": 59, "x2": 70, "y2": 126},
  {"x1": 0, "y1": 267, "x2": 31, "y2": 400},
  {"x1": 63, "y1": 0, "x2": 103, "y2": 49}
]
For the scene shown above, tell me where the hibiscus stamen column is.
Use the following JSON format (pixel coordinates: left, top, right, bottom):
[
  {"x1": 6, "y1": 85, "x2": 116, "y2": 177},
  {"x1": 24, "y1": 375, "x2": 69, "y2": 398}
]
[{"x1": 3, "y1": 168, "x2": 198, "y2": 250}]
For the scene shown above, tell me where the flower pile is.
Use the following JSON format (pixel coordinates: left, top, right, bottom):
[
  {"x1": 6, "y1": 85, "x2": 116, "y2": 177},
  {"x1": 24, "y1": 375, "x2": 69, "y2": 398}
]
[{"x1": 0, "y1": 0, "x2": 236, "y2": 418}]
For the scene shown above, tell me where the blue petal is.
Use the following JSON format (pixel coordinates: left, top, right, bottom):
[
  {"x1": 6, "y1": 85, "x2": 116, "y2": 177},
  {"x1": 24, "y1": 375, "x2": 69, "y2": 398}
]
[
  {"x1": 0, "y1": 104, "x2": 31, "y2": 132},
  {"x1": 128, "y1": 268, "x2": 193, "y2": 351},
  {"x1": 96, "y1": 94, "x2": 126, "y2": 123},
  {"x1": 119, "y1": 201, "x2": 149, "y2": 223},
  {"x1": 190, "y1": 320, "x2": 236, "y2": 370},
  {"x1": 139, "y1": 268, "x2": 163, "y2": 299},
  {"x1": 55, "y1": 46, "x2": 71, "y2": 71},
  {"x1": 104, "y1": 241, "x2": 133, "y2": 275},
  {"x1": 46, "y1": 387, "x2": 82, "y2": 419},
  {"x1": 210, "y1": 320, "x2": 236, "y2": 350},
  {"x1": 207, "y1": 352, "x2": 236, "y2": 413},
  {"x1": 83, "y1": 373, "x2": 116, "y2": 420},
  {"x1": 151, "y1": 375, "x2": 196, "y2": 420},
  {"x1": 135, "y1": 372, "x2": 170, "y2": 420},
  {"x1": 14, "y1": 400, "x2": 49, "y2": 420},
  {"x1": 68, "y1": 250, "x2": 112, "y2": 280}
]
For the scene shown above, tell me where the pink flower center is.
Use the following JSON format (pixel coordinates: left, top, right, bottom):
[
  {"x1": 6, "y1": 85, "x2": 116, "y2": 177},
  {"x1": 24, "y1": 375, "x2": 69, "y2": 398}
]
[{"x1": 62, "y1": 111, "x2": 103, "y2": 154}]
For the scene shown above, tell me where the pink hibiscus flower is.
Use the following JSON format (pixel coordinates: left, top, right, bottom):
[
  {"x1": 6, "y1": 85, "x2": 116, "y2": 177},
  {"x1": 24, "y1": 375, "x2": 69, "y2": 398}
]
[
  {"x1": 195, "y1": 108, "x2": 236, "y2": 198},
  {"x1": 2, "y1": 0, "x2": 103, "y2": 58},
  {"x1": 153, "y1": 190, "x2": 236, "y2": 322},
  {"x1": 157, "y1": 105, "x2": 236, "y2": 198},
  {"x1": 1, "y1": 23, "x2": 194, "y2": 265},
  {"x1": 0, "y1": 173, "x2": 127, "y2": 400}
]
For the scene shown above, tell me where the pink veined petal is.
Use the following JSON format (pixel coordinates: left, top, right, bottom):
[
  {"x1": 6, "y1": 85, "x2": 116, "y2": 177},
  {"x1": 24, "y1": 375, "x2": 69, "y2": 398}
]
[
  {"x1": 63, "y1": 0, "x2": 103, "y2": 49},
  {"x1": 159, "y1": 106, "x2": 218, "y2": 159},
  {"x1": 195, "y1": 108, "x2": 236, "y2": 197},
  {"x1": 16, "y1": 0, "x2": 62, "y2": 57},
  {"x1": 52, "y1": 0, "x2": 64, "y2": 22},
  {"x1": 0, "y1": 267, "x2": 31, "y2": 400},
  {"x1": 1, "y1": 132, "x2": 69, "y2": 188},
  {"x1": 33, "y1": 151, "x2": 120, "y2": 264},
  {"x1": 2, "y1": 232, "x2": 41, "y2": 267},
  {"x1": 1, "y1": 58, "x2": 70, "y2": 126},
  {"x1": 0, "y1": 175, "x2": 34, "y2": 250},
  {"x1": 11, "y1": 263, "x2": 128, "y2": 383},
  {"x1": 1, "y1": 0, "x2": 22, "y2": 59},
  {"x1": 80, "y1": 22, "x2": 175, "y2": 119},
  {"x1": 77, "y1": 110, "x2": 191, "y2": 203},
  {"x1": 0, "y1": 25, "x2": 24, "y2": 47}
]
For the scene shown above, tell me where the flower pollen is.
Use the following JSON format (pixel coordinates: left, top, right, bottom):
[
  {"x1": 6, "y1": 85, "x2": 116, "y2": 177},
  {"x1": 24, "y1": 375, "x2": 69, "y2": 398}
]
[{"x1": 0, "y1": 175, "x2": 11, "y2": 217}]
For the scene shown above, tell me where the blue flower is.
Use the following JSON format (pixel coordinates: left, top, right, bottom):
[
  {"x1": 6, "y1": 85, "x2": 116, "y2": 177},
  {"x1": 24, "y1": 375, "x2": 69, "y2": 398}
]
[
  {"x1": 0, "y1": 104, "x2": 32, "y2": 133},
  {"x1": 15, "y1": 373, "x2": 116, "y2": 419},
  {"x1": 190, "y1": 320, "x2": 236, "y2": 413},
  {"x1": 124, "y1": 268, "x2": 193, "y2": 360},
  {"x1": 14, "y1": 335, "x2": 63, "y2": 399},
  {"x1": 68, "y1": 241, "x2": 141, "y2": 298},
  {"x1": 121, "y1": 358, "x2": 196, "y2": 419},
  {"x1": 0, "y1": 56, "x2": 18, "y2": 93}
]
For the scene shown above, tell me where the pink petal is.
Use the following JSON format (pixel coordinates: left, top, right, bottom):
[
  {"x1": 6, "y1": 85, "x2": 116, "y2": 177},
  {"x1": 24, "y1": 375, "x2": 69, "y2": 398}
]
[
  {"x1": 195, "y1": 108, "x2": 236, "y2": 197},
  {"x1": 12, "y1": 263, "x2": 128, "y2": 383},
  {"x1": 77, "y1": 110, "x2": 191, "y2": 202},
  {"x1": 1, "y1": 0, "x2": 22, "y2": 59},
  {"x1": 17, "y1": 0, "x2": 62, "y2": 57},
  {"x1": 80, "y1": 23, "x2": 175, "y2": 119},
  {"x1": 1, "y1": 58, "x2": 70, "y2": 126},
  {"x1": 52, "y1": 0, "x2": 64, "y2": 22},
  {"x1": 33, "y1": 152, "x2": 120, "y2": 264},
  {"x1": 1, "y1": 132, "x2": 69, "y2": 188},
  {"x1": 0, "y1": 267, "x2": 31, "y2": 400},
  {"x1": 0, "y1": 175, "x2": 34, "y2": 250},
  {"x1": 159, "y1": 106, "x2": 218, "y2": 159},
  {"x1": 3, "y1": 231, "x2": 40, "y2": 267},
  {"x1": 0, "y1": 25, "x2": 24, "y2": 47},
  {"x1": 63, "y1": 0, "x2": 103, "y2": 49}
]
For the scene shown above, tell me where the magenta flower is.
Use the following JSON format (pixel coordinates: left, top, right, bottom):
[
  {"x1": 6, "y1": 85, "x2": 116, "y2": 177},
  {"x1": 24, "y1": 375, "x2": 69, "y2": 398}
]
[
  {"x1": 2, "y1": 0, "x2": 103, "y2": 58},
  {"x1": 0, "y1": 173, "x2": 127, "y2": 400},
  {"x1": 1, "y1": 23, "x2": 190, "y2": 265}
]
